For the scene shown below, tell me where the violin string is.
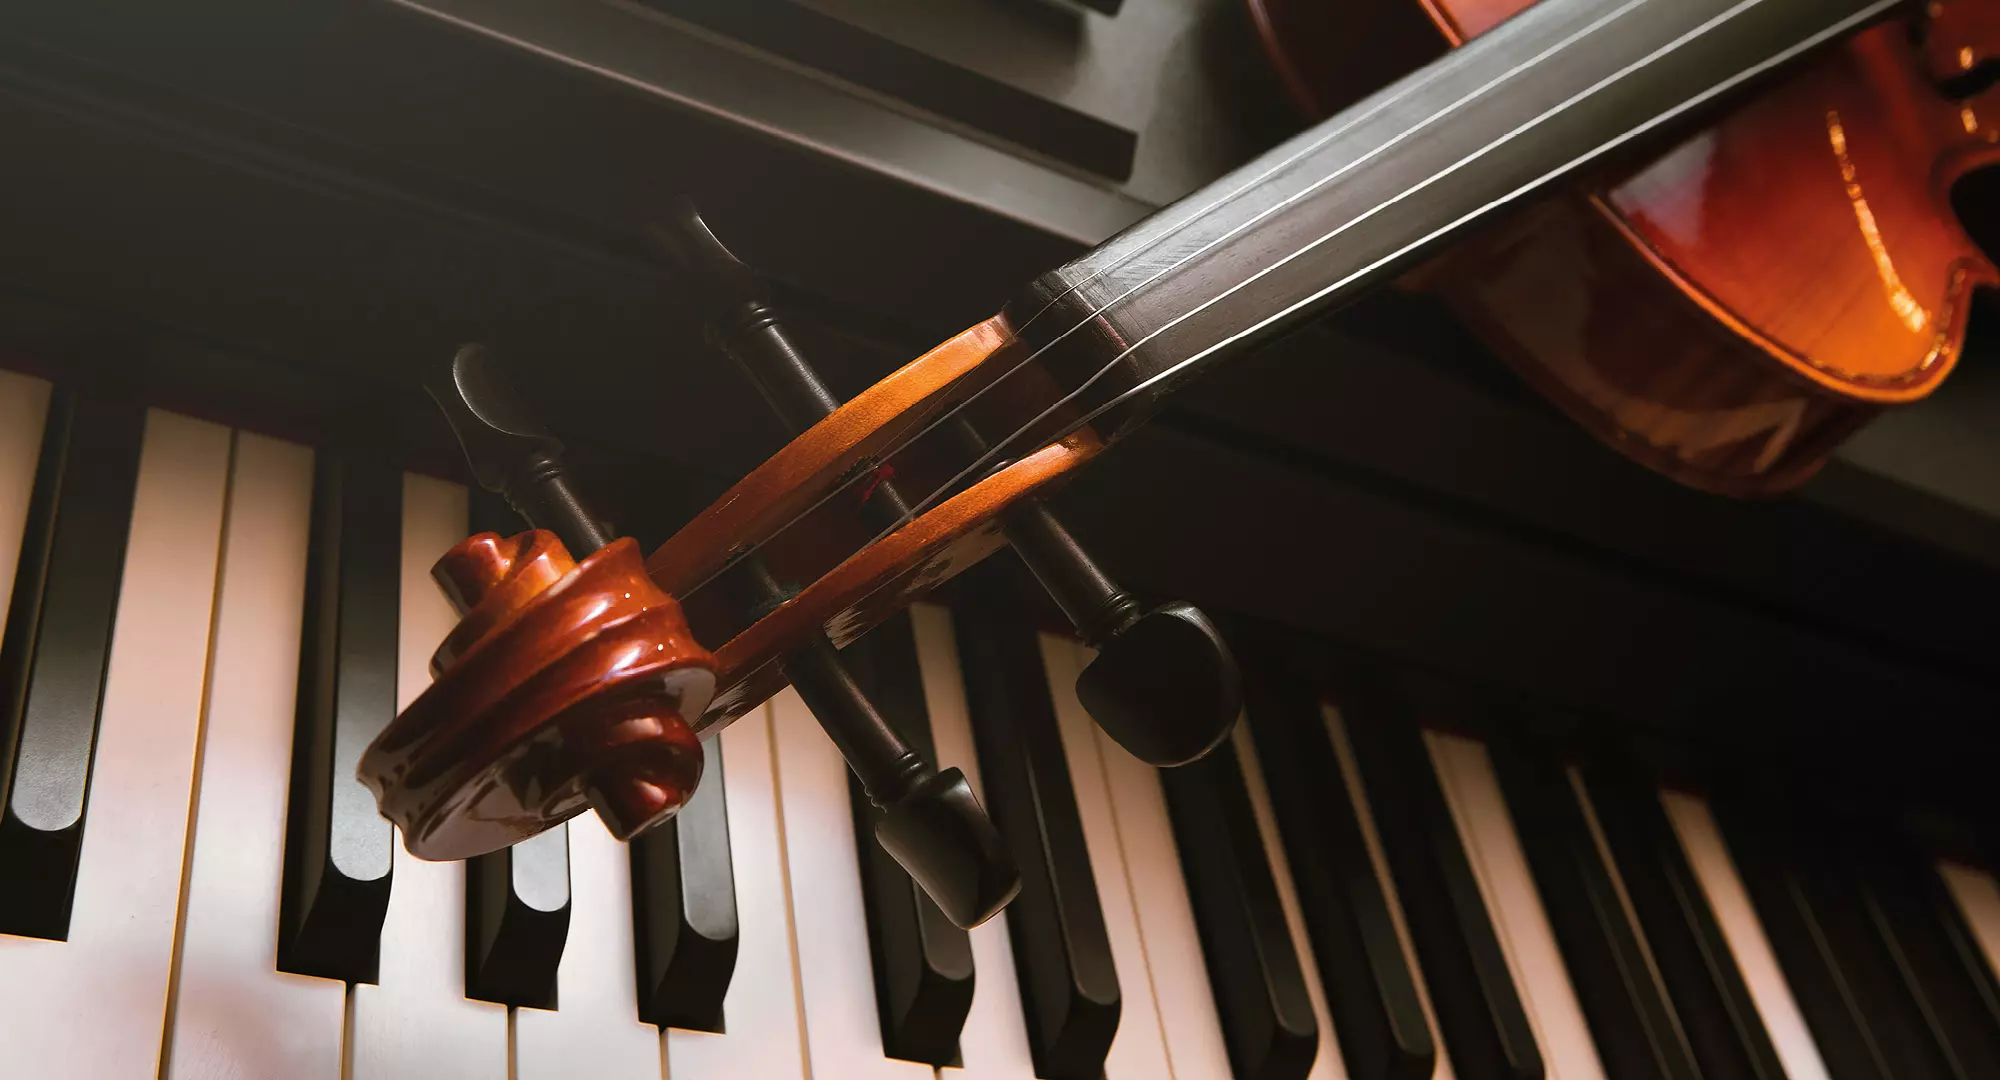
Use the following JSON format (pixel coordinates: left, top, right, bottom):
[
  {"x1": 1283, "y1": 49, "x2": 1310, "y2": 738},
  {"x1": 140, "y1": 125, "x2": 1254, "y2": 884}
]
[
  {"x1": 862, "y1": 0, "x2": 1673, "y2": 530},
  {"x1": 702, "y1": 0, "x2": 1891, "y2": 602},
  {"x1": 997, "y1": 15, "x2": 1493, "y2": 342},
  {"x1": 1007, "y1": 0, "x2": 1893, "y2": 488},
  {"x1": 677, "y1": 0, "x2": 1626, "y2": 597},
  {"x1": 870, "y1": 0, "x2": 1797, "y2": 538},
  {"x1": 865, "y1": 0, "x2": 1891, "y2": 546},
  {"x1": 673, "y1": 26, "x2": 1496, "y2": 597},
  {"x1": 832, "y1": 0, "x2": 1648, "y2": 517}
]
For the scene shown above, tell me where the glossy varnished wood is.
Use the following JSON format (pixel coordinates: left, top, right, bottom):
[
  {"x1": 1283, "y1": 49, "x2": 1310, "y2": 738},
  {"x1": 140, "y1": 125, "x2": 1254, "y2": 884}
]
[
  {"x1": 1251, "y1": 0, "x2": 1998, "y2": 494},
  {"x1": 356, "y1": 0, "x2": 1918, "y2": 863},
  {"x1": 653, "y1": 0, "x2": 1901, "y2": 761},
  {"x1": 700, "y1": 433, "x2": 1099, "y2": 730},
  {"x1": 630, "y1": 311, "x2": 1109, "y2": 734},
  {"x1": 641, "y1": 0, "x2": 1895, "y2": 743},
  {"x1": 358, "y1": 530, "x2": 712, "y2": 860},
  {"x1": 645, "y1": 317, "x2": 1012, "y2": 600}
]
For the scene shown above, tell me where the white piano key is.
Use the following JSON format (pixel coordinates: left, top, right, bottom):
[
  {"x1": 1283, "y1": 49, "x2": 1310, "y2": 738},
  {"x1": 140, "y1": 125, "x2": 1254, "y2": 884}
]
[
  {"x1": 909, "y1": 603, "x2": 1035, "y2": 1080},
  {"x1": 1037, "y1": 634, "x2": 1173, "y2": 1080},
  {"x1": 1321, "y1": 704, "x2": 1458, "y2": 1080},
  {"x1": 663, "y1": 703, "x2": 809, "y2": 1080},
  {"x1": 0, "y1": 370, "x2": 51, "y2": 603},
  {"x1": 1424, "y1": 730, "x2": 1604, "y2": 1080},
  {"x1": 1046, "y1": 635, "x2": 1231, "y2": 1080},
  {"x1": 768, "y1": 685, "x2": 934, "y2": 1080},
  {"x1": 515, "y1": 817, "x2": 662, "y2": 1080},
  {"x1": 0, "y1": 409, "x2": 231, "y2": 1076},
  {"x1": 165, "y1": 434, "x2": 345, "y2": 1080},
  {"x1": 1939, "y1": 859, "x2": 2000, "y2": 983},
  {"x1": 1093, "y1": 731, "x2": 1237, "y2": 1077},
  {"x1": 349, "y1": 473, "x2": 509, "y2": 1080},
  {"x1": 1660, "y1": 790, "x2": 1831, "y2": 1080},
  {"x1": 1232, "y1": 717, "x2": 1348, "y2": 1080}
]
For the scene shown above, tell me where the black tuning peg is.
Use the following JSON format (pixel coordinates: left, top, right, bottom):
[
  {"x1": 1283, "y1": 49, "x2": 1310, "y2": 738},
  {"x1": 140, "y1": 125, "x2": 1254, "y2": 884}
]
[
  {"x1": 431, "y1": 343, "x2": 1019, "y2": 927},
  {"x1": 780, "y1": 624, "x2": 1017, "y2": 929},
  {"x1": 427, "y1": 345, "x2": 613, "y2": 558},
  {"x1": 733, "y1": 558, "x2": 1018, "y2": 929},
  {"x1": 652, "y1": 199, "x2": 1242, "y2": 767},
  {"x1": 659, "y1": 201, "x2": 1022, "y2": 927},
  {"x1": 1001, "y1": 499, "x2": 1239, "y2": 767}
]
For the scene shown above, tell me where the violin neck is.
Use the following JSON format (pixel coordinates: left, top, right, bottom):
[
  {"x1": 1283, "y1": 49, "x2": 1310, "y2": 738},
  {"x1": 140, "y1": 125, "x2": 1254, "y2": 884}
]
[{"x1": 1003, "y1": 0, "x2": 1897, "y2": 440}]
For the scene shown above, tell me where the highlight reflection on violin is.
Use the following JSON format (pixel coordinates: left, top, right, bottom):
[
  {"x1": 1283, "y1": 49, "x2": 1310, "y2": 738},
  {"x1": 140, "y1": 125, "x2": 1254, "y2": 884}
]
[
  {"x1": 362, "y1": 0, "x2": 1947, "y2": 931},
  {"x1": 1255, "y1": 0, "x2": 2000, "y2": 493}
]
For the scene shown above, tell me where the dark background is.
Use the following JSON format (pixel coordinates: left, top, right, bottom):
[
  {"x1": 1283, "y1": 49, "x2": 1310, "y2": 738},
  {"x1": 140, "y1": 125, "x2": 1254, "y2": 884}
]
[{"x1": 0, "y1": 0, "x2": 1995, "y2": 810}]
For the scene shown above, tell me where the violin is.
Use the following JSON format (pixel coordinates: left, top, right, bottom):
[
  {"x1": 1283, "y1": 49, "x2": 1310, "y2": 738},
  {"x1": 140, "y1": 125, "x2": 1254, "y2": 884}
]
[
  {"x1": 1250, "y1": 0, "x2": 2000, "y2": 495},
  {"x1": 357, "y1": 0, "x2": 1911, "y2": 928}
]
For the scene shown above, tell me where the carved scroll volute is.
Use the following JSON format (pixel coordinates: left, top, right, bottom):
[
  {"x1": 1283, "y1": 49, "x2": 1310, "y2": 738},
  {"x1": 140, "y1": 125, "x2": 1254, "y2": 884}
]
[{"x1": 358, "y1": 530, "x2": 715, "y2": 862}]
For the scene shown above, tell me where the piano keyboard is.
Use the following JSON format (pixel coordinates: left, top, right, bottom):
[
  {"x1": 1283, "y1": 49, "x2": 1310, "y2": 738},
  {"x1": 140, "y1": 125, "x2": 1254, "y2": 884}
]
[{"x1": 6, "y1": 377, "x2": 2000, "y2": 1080}]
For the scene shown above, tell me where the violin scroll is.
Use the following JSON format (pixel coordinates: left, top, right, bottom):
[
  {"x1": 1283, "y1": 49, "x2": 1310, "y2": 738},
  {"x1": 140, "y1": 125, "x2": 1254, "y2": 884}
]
[
  {"x1": 358, "y1": 529, "x2": 713, "y2": 860},
  {"x1": 359, "y1": 344, "x2": 717, "y2": 861}
]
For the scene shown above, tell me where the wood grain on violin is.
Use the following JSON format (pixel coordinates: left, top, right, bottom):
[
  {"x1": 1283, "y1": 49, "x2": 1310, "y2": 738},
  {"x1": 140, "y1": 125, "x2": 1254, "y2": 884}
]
[
  {"x1": 1251, "y1": 0, "x2": 1999, "y2": 494},
  {"x1": 358, "y1": 532, "x2": 712, "y2": 860},
  {"x1": 640, "y1": 0, "x2": 1894, "y2": 739},
  {"x1": 360, "y1": 0, "x2": 1909, "y2": 867}
]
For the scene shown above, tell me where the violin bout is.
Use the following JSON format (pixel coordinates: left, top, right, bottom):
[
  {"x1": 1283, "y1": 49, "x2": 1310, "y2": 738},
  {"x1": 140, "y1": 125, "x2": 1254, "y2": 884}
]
[
  {"x1": 358, "y1": 530, "x2": 715, "y2": 861},
  {"x1": 1249, "y1": 0, "x2": 2000, "y2": 496}
]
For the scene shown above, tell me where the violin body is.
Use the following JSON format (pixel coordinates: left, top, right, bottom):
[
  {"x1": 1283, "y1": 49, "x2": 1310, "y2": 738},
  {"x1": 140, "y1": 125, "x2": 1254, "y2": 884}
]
[
  {"x1": 643, "y1": 0, "x2": 1902, "y2": 734},
  {"x1": 1250, "y1": 0, "x2": 2000, "y2": 494},
  {"x1": 366, "y1": 0, "x2": 1905, "y2": 862}
]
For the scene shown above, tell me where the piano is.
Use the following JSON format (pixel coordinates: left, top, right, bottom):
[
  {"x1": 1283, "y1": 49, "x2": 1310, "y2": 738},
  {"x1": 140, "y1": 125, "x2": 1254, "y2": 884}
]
[
  {"x1": 5, "y1": 1, "x2": 2000, "y2": 1078},
  {"x1": 6, "y1": 367, "x2": 2000, "y2": 1080}
]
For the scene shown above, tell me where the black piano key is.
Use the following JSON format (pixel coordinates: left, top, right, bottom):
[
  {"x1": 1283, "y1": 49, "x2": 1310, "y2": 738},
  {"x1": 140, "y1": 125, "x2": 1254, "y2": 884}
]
[
  {"x1": 463, "y1": 489, "x2": 573, "y2": 1008},
  {"x1": 0, "y1": 389, "x2": 145, "y2": 940},
  {"x1": 277, "y1": 450, "x2": 401, "y2": 982},
  {"x1": 1922, "y1": 857, "x2": 2000, "y2": 1052},
  {"x1": 1850, "y1": 837, "x2": 2000, "y2": 1080},
  {"x1": 465, "y1": 826, "x2": 572, "y2": 1008},
  {"x1": 1161, "y1": 737, "x2": 1320, "y2": 1080},
  {"x1": 1486, "y1": 739, "x2": 1698, "y2": 1080},
  {"x1": 1574, "y1": 762, "x2": 1788, "y2": 1080},
  {"x1": 845, "y1": 612, "x2": 975, "y2": 1065},
  {"x1": 631, "y1": 733, "x2": 739, "y2": 1031},
  {"x1": 1712, "y1": 796, "x2": 1950, "y2": 1080},
  {"x1": 1245, "y1": 674, "x2": 1434, "y2": 1080},
  {"x1": 1337, "y1": 674, "x2": 1543, "y2": 1080},
  {"x1": 953, "y1": 601, "x2": 1120, "y2": 1080}
]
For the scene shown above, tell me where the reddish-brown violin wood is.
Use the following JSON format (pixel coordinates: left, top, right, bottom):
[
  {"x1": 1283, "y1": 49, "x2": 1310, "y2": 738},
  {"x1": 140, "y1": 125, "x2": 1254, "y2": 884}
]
[
  {"x1": 359, "y1": 531, "x2": 713, "y2": 859},
  {"x1": 639, "y1": 311, "x2": 1111, "y2": 734},
  {"x1": 646, "y1": 316, "x2": 1014, "y2": 598},
  {"x1": 698, "y1": 432, "x2": 1101, "y2": 727},
  {"x1": 1249, "y1": 0, "x2": 2000, "y2": 495},
  {"x1": 373, "y1": 0, "x2": 1987, "y2": 860}
]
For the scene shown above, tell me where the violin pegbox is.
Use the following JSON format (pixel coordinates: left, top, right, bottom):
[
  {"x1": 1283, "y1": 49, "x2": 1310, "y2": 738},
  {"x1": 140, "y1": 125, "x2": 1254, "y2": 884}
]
[
  {"x1": 655, "y1": 200, "x2": 1243, "y2": 769},
  {"x1": 357, "y1": 527, "x2": 713, "y2": 862}
]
